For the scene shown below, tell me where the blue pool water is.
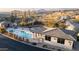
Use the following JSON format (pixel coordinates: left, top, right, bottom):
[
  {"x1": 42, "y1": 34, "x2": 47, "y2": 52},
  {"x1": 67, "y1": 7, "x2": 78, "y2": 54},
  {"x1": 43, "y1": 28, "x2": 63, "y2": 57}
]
[{"x1": 6, "y1": 28, "x2": 32, "y2": 39}]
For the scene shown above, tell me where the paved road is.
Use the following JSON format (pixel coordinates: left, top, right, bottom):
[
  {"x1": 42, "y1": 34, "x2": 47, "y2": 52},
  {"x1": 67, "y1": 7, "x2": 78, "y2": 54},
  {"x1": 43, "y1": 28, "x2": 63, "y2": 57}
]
[{"x1": 0, "y1": 34, "x2": 49, "y2": 51}]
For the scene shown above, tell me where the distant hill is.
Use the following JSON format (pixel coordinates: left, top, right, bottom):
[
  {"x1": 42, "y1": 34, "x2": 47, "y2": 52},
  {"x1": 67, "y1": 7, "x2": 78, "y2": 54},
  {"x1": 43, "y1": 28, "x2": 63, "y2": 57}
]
[{"x1": 0, "y1": 12, "x2": 10, "y2": 17}]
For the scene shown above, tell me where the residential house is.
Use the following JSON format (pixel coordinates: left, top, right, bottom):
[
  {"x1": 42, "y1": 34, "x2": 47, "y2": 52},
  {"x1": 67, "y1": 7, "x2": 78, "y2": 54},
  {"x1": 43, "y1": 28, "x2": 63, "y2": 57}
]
[
  {"x1": 0, "y1": 21, "x2": 11, "y2": 28},
  {"x1": 65, "y1": 20, "x2": 79, "y2": 31},
  {"x1": 26, "y1": 17, "x2": 35, "y2": 23},
  {"x1": 30, "y1": 26, "x2": 47, "y2": 40},
  {"x1": 30, "y1": 26, "x2": 76, "y2": 50},
  {"x1": 43, "y1": 28, "x2": 76, "y2": 49}
]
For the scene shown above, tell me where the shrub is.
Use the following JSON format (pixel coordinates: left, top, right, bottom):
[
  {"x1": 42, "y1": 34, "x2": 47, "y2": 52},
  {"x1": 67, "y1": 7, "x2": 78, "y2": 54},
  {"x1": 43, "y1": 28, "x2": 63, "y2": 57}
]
[
  {"x1": 42, "y1": 45, "x2": 48, "y2": 48},
  {"x1": 18, "y1": 21, "x2": 27, "y2": 27},
  {"x1": 25, "y1": 39, "x2": 29, "y2": 43},
  {"x1": 32, "y1": 42, "x2": 37, "y2": 45},
  {"x1": 0, "y1": 28, "x2": 6, "y2": 33}
]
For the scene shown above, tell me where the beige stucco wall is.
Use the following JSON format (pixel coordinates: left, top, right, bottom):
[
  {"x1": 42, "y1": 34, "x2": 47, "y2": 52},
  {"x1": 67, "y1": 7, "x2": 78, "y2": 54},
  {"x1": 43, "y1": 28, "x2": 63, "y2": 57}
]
[
  {"x1": 51, "y1": 37, "x2": 57, "y2": 43},
  {"x1": 51, "y1": 38, "x2": 73, "y2": 49},
  {"x1": 32, "y1": 33, "x2": 73, "y2": 49},
  {"x1": 32, "y1": 33, "x2": 37, "y2": 38},
  {"x1": 50, "y1": 37, "x2": 73, "y2": 49},
  {"x1": 32, "y1": 33, "x2": 44, "y2": 39},
  {"x1": 44, "y1": 36, "x2": 73, "y2": 49},
  {"x1": 0, "y1": 24, "x2": 2, "y2": 27},
  {"x1": 64, "y1": 39, "x2": 73, "y2": 49},
  {"x1": 0, "y1": 24, "x2": 5, "y2": 28}
]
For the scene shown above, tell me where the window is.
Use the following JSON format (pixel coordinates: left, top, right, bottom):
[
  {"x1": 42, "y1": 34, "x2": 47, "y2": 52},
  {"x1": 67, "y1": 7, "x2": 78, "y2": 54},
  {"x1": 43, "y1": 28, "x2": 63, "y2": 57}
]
[
  {"x1": 45, "y1": 36, "x2": 51, "y2": 41},
  {"x1": 57, "y1": 38, "x2": 65, "y2": 44}
]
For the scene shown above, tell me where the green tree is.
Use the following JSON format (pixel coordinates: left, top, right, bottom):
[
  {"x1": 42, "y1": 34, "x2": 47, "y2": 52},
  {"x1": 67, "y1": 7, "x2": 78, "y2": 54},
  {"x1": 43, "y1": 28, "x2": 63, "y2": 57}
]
[
  {"x1": 10, "y1": 15, "x2": 16, "y2": 23},
  {"x1": 54, "y1": 22, "x2": 67, "y2": 29},
  {"x1": 18, "y1": 21, "x2": 27, "y2": 27},
  {"x1": 53, "y1": 23, "x2": 59, "y2": 27}
]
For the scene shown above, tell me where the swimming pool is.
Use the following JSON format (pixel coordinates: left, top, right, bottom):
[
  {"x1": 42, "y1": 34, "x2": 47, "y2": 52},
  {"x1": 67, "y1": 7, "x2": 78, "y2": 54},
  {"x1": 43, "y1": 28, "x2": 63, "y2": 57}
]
[{"x1": 6, "y1": 28, "x2": 33, "y2": 39}]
